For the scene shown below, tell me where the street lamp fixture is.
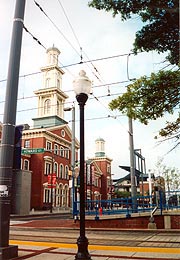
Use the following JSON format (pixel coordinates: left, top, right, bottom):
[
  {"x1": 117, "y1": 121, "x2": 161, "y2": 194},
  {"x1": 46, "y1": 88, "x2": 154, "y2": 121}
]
[{"x1": 73, "y1": 70, "x2": 92, "y2": 260}]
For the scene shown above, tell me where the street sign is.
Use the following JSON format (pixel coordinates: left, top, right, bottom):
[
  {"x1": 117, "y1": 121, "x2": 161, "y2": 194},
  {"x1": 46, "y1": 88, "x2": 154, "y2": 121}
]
[{"x1": 21, "y1": 148, "x2": 45, "y2": 155}]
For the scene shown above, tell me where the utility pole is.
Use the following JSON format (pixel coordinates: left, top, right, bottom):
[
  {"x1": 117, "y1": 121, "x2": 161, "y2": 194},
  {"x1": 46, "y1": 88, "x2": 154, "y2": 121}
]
[
  {"x1": 0, "y1": 0, "x2": 26, "y2": 258},
  {"x1": 64, "y1": 105, "x2": 76, "y2": 216},
  {"x1": 128, "y1": 116, "x2": 137, "y2": 212},
  {"x1": 71, "y1": 105, "x2": 76, "y2": 216}
]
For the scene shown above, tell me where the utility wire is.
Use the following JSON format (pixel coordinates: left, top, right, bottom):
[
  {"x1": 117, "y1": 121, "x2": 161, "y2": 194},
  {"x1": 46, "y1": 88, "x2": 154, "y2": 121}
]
[
  {"x1": 0, "y1": 80, "x2": 129, "y2": 104},
  {"x1": 0, "y1": 53, "x2": 138, "y2": 84},
  {"x1": 34, "y1": 0, "x2": 121, "y2": 87},
  {"x1": 34, "y1": 0, "x2": 81, "y2": 58},
  {"x1": 23, "y1": 25, "x2": 46, "y2": 49},
  {"x1": 91, "y1": 93, "x2": 129, "y2": 133},
  {"x1": 55, "y1": 0, "x2": 107, "y2": 83},
  {"x1": 57, "y1": 0, "x2": 82, "y2": 50}
]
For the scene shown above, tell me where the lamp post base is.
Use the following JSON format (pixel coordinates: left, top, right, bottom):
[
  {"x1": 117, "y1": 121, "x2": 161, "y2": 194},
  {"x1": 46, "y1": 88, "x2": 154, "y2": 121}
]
[
  {"x1": 75, "y1": 236, "x2": 91, "y2": 260},
  {"x1": 0, "y1": 245, "x2": 18, "y2": 259}
]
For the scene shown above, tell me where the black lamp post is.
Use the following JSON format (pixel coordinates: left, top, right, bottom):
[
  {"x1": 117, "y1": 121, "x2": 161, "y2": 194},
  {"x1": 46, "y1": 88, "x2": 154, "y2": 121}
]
[{"x1": 73, "y1": 70, "x2": 91, "y2": 260}]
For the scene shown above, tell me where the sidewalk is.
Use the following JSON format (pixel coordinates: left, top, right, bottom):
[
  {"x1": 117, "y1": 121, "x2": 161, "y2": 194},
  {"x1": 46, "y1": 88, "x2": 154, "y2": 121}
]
[
  {"x1": 10, "y1": 239, "x2": 180, "y2": 260},
  {"x1": 10, "y1": 211, "x2": 180, "y2": 259}
]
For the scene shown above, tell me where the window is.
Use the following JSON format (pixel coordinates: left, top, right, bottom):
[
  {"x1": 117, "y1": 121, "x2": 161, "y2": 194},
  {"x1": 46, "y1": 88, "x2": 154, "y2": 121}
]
[
  {"x1": 59, "y1": 164, "x2": 63, "y2": 179},
  {"x1": 61, "y1": 129, "x2": 65, "y2": 137},
  {"x1": 60, "y1": 146, "x2": 64, "y2": 157},
  {"x1": 57, "y1": 79, "x2": 60, "y2": 88},
  {"x1": 24, "y1": 140, "x2": 30, "y2": 148},
  {"x1": 45, "y1": 162, "x2": 51, "y2": 175},
  {"x1": 46, "y1": 78, "x2": 50, "y2": 88},
  {"x1": 94, "y1": 178, "x2": 99, "y2": 187},
  {"x1": 65, "y1": 165, "x2": 69, "y2": 180},
  {"x1": 107, "y1": 179, "x2": 111, "y2": 187},
  {"x1": 54, "y1": 162, "x2": 58, "y2": 177},
  {"x1": 107, "y1": 164, "x2": 111, "y2": 173},
  {"x1": 54, "y1": 144, "x2": 58, "y2": 155},
  {"x1": 24, "y1": 160, "x2": 29, "y2": 170},
  {"x1": 56, "y1": 101, "x2": 59, "y2": 115},
  {"x1": 43, "y1": 188, "x2": 51, "y2": 203},
  {"x1": 65, "y1": 149, "x2": 69, "y2": 159},
  {"x1": 46, "y1": 141, "x2": 52, "y2": 151},
  {"x1": 44, "y1": 99, "x2": 51, "y2": 114}
]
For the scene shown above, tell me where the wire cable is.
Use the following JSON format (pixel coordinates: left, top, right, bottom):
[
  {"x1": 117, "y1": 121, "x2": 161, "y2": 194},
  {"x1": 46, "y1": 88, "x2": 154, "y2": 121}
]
[{"x1": 34, "y1": 0, "x2": 81, "y2": 59}]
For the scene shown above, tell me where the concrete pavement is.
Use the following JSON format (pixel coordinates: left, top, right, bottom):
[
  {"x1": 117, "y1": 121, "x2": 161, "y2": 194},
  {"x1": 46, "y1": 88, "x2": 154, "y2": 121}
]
[
  {"x1": 9, "y1": 211, "x2": 180, "y2": 259},
  {"x1": 9, "y1": 239, "x2": 180, "y2": 259}
]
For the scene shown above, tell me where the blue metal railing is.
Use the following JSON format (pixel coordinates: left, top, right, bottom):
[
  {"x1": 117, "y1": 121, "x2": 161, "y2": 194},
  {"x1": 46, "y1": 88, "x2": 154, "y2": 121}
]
[{"x1": 73, "y1": 191, "x2": 180, "y2": 219}]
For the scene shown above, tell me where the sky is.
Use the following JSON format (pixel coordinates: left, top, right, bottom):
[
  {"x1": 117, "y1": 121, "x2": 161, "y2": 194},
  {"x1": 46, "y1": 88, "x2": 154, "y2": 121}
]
[{"x1": 0, "y1": 0, "x2": 179, "y2": 179}]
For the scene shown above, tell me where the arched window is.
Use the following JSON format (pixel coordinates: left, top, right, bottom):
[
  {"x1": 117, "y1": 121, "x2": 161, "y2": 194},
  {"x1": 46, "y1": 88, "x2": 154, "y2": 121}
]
[
  {"x1": 24, "y1": 160, "x2": 29, "y2": 170},
  {"x1": 54, "y1": 162, "x2": 58, "y2": 177},
  {"x1": 56, "y1": 101, "x2": 60, "y2": 115},
  {"x1": 46, "y1": 78, "x2": 50, "y2": 88},
  {"x1": 43, "y1": 188, "x2": 51, "y2": 203},
  {"x1": 64, "y1": 185, "x2": 69, "y2": 207},
  {"x1": 65, "y1": 165, "x2": 69, "y2": 180},
  {"x1": 60, "y1": 146, "x2": 64, "y2": 157},
  {"x1": 44, "y1": 99, "x2": 51, "y2": 114},
  {"x1": 59, "y1": 164, "x2": 64, "y2": 179},
  {"x1": 57, "y1": 79, "x2": 60, "y2": 88}
]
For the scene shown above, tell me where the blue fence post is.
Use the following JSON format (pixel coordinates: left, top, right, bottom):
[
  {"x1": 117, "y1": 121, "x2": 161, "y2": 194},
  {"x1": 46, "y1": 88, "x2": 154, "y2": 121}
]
[
  {"x1": 126, "y1": 197, "x2": 131, "y2": 218},
  {"x1": 95, "y1": 203, "x2": 99, "y2": 220}
]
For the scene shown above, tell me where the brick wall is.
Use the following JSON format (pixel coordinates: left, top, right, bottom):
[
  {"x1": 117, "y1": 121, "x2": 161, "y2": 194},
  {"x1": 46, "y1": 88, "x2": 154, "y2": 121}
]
[
  {"x1": 83, "y1": 215, "x2": 178, "y2": 229},
  {"x1": 171, "y1": 215, "x2": 180, "y2": 229}
]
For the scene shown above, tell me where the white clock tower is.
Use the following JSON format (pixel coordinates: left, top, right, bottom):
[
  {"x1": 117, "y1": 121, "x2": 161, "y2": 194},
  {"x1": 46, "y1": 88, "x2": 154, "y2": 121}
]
[{"x1": 33, "y1": 46, "x2": 68, "y2": 128}]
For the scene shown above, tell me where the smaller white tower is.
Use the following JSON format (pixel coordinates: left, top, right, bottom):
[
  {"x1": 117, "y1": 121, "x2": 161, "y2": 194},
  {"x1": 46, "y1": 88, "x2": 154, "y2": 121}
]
[
  {"x1": 46, "y1": 46, "x2": 60, "y2": 66},
  {"x1": 95, "y1": 137, "x2": 105, "y2": 157}
]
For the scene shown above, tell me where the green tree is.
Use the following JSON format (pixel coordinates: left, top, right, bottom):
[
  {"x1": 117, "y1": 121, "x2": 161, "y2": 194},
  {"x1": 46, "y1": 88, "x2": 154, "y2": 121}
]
[
  {"x1": 89, "y1": 0, "x2": 180, "y2": 144},
  {"x1": 150, "y1": 158, "x2": 180, "y2": 191},
  {"x1": 109, "y1": 70, "x2": 180, "y2": 143},
  {"x1": 88, "y1": 0, "x2": 179, "y2": 65},
  {"x1": 114, "y1": 191, "x2": 131, "y2": 198}
]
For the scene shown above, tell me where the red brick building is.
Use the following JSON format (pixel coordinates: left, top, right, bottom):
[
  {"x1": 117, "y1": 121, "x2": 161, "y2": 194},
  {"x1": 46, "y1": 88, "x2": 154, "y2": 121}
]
[
  {"x1": 0, "y1": 47, "x2": 113, "y2": 211},
  {"x1": 86, "y1": 137, "x2": 113, "y2": 202}
]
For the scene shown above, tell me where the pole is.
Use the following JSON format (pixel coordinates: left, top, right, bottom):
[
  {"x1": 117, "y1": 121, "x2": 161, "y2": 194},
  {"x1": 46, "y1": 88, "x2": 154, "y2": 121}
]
[
  {"x1": 50, "y1": 156, "x2": 54, "y2": 213},
  {"x1": 71, "y1": 105, "x2": 76, "y2": 216},
  {"x1": 75, "y1": 93, "x2": 91, "y2": 260},
  {"x1": 128, "y1": 117, "x2": 137, "y2": 212},
  {"x1": 0, "y1": 0, "x2": 26, "y2": 258}
]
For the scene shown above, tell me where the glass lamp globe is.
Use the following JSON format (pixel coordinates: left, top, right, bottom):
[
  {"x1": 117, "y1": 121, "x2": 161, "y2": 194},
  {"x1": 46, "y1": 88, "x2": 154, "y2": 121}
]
[{"x1": 73, "y1": 70, "x2": 92, "y2": 96}]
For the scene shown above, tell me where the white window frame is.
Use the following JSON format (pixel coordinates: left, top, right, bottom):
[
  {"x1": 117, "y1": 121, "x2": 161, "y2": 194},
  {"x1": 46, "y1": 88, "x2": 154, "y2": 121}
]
[
  {"x1": 24, "y1": 140, "x2": 30, "y2": 148},
  {"x1": 60, "y1": 146, "x2": 64, "y2": 157},
  {"x1": 60, "y1": 164, "x2": 64, "y2": 179},
  {"x1": 54, "y1": 144, "x2": 58, "y2": 155},
  {"x1": 46, "y1": 141, "x2": 52, "y2": 151},
  {"x1": 65, "y1": 165, "x2": 69, "y2": 180},
  {"x1": 43, "y1": 188, "x2": 51, "y2": 203},
  {"x1": 24, "y1": 159, "x2": 29, "y2": 170},
  {"x1": 54, "y1": 162, "x2": 58, "y2": 177},
  {"x1": 45, "y1": 162, "x2": 51, "y2": 175}
]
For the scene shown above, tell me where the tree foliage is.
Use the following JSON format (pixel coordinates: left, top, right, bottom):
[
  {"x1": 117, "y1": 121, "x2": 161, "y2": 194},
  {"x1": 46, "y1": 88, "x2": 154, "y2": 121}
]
[
  {"x1": 109, "y1": 70, "x2": 180, "y2": 142},
  {"x1": 149, "y1": 158, "x2": 180, "y2": 191},
  {"x1": 89, "y1": 0, "x2": 180, "y2": 145},
  {"x1": 88, "y1": 0, "x2": 179, "y2": 65}
]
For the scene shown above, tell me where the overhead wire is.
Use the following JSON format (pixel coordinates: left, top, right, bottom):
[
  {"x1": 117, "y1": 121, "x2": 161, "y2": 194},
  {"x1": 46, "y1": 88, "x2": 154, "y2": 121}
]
[
  {"x1": 34, "y1": 0, "x2": 81, "y2": 59},
  {"x1": 0, "y1": 53, "x2": 135, "y2": 84},
  {"x1": 57, "y1": 0, "x2": 82, "y2": 50},
  {"x1": 0, "y1": 79, "x2": 130, "y2": 105},
  {"x1": 56, "y1": 0, "x2": 108, "y2": 84}
]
